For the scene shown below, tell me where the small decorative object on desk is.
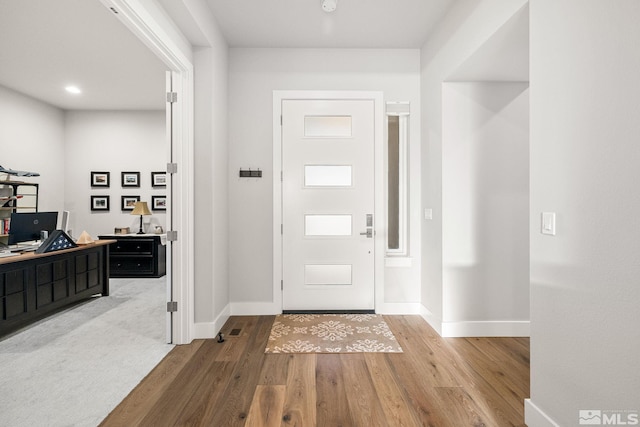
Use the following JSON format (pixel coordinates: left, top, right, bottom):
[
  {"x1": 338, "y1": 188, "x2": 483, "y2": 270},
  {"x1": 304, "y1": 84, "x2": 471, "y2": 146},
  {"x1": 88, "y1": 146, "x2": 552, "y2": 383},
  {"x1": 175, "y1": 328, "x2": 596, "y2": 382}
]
[
  {"x1": 130, "y1": 201, "x2": 151, "y2": 234},
  {"x1": 114, "y1": 227, "x2": 130, "y2": 235},
  {"x1": 35, "y1": 230, "x2": 78, "y2": 253},
  {"x1": 76, "y1": 230, "x2": 95, "y2": 245},
  {"x1": 154, "y1": 225, "x2": 163, "y2": 234}
]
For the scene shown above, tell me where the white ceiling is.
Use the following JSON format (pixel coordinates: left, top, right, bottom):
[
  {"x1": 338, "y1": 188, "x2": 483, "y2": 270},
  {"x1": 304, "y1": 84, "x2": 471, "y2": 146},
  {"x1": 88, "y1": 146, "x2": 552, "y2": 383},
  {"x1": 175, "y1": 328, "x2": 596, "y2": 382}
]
[
  {"x1": 0, "y1": 0, "x2": 168, "y2": 110},
  {"x1": 0, "y1": 0, "x2": 458, "y2": 111},
  {"x1": 0, "y1": 0, "x2": 528, "y2": 111},
  {"x1": 447, "y1": 4, "x2": 529, "y2": 82},
  {"x1": 204, "y1": 0, "x2": 457, "y2": 48}
]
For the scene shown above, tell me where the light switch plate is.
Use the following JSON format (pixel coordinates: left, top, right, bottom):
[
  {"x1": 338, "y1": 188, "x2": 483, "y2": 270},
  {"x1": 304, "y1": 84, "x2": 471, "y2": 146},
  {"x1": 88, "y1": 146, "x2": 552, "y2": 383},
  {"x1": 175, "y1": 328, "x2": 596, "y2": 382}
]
[{"x1": 541, "y1": 212, "x2": 556, "y2": 235}]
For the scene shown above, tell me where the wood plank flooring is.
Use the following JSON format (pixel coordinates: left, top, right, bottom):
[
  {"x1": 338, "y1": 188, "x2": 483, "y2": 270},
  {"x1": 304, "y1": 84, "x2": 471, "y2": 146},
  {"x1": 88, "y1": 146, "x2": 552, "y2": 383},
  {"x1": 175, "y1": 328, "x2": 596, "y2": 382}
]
[{"x1": 100, "y1": 316, "x2": 529, "y2": 427}]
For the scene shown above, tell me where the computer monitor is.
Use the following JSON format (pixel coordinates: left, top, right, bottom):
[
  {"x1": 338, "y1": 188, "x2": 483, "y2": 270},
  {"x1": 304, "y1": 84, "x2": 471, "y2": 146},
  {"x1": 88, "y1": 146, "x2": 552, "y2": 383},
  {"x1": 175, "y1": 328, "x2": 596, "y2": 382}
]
[
  {"x1": 8, "y1": 212, "x2": 58, "y2": 245},
  {"x1": 61, "y1": 210, "x2": 70, "y2": 235}
]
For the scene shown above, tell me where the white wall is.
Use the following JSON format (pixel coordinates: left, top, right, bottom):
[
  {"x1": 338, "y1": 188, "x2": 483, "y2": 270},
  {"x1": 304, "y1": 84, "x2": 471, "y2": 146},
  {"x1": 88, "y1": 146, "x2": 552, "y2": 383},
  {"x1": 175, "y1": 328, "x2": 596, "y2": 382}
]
[
  {"x1": 419, "y1": 0, "x2": 528, "y2": 333},
  {"x1": 0, "y1": 86, "x2": 167, "y2": 240},
  {"x1": 63, "y1": 111, "x2": 166, "y2": 237},
  {"x1": 0, "y1": 85, "x2": 65, "y2": 215},
  {"x1": 228, "y1": 48, "x2": 422, "y2": 309},
  {"x1": 526, "y1": 1, "x2": 640, "y2": 425},
  {"x1": 442, "y1": 82, "x2": 529, "y2": 335},
  {"x1": 193, "y1": 49, "x2": 214, "y2": 324},
  {"x1": 165, "y1": 0, "x2": 232, "y2": 333},
  {"x1": 193, "y1": 44, "x2": 229, "y2": 327}
]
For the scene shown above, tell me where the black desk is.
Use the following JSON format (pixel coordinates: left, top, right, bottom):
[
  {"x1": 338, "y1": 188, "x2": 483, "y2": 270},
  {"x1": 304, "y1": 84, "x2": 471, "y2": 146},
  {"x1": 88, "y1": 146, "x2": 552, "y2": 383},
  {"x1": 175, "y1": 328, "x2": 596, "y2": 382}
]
[{"x1": 0, "y1": 240, "x2": 113, "y2": 337}]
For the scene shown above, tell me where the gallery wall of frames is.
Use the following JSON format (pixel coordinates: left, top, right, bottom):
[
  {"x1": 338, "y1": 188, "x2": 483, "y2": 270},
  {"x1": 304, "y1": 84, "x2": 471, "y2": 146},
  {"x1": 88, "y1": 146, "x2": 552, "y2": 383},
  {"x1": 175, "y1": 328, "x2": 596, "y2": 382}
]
[
  {"x1": 89, "y1": 170, "x2": 166, "y2": 212},
  {"x1": 63, "y1": 110, "x2": 168, "y2": 237}
]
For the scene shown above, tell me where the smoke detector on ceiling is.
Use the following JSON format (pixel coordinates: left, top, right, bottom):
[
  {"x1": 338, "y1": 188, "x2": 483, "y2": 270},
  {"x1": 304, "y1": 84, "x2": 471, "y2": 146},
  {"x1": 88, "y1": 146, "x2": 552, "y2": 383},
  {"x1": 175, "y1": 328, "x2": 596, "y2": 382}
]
[{"x1": 322, "y1": 0, "x2": 337, "y2": 13}]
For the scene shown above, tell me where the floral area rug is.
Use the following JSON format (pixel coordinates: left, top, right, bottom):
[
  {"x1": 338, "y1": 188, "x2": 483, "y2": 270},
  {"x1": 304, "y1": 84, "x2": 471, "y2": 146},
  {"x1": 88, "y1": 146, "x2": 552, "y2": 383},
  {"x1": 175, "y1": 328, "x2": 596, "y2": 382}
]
[{"x1": 264, "y1": 314, "x2": 403, "y2": 353}]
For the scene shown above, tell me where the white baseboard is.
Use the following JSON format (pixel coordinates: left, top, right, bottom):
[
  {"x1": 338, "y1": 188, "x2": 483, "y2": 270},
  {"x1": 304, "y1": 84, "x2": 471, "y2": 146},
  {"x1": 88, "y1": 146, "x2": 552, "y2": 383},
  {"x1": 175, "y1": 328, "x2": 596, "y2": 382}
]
[
  {"x1": 230, "y1": 301, "x2": 281, "y2": 316},
  {"x1": 441, "y1": 320, "x2": 530, "y2": 337},
  {"x1": 198, "y1": 303, "x2": 528, "y2": 338},
  {"x1": 417, "y1": 305, "x2": 529, "y2": 337},
  {"x1": 192, "y1": 322, "x2": 216, "y2": 339},
  {"x1": 376, "y1": 302, "x2": 421, "y2": 314},
  {"x1": 524, "y1": 399, "x2": 560, "y2": 427},
  {"x1": 192, "y1": 304, "x2": 230, "y2": 339},
  {"x1": 419, "y1": 305, "x2": 443, "y2": 336}
]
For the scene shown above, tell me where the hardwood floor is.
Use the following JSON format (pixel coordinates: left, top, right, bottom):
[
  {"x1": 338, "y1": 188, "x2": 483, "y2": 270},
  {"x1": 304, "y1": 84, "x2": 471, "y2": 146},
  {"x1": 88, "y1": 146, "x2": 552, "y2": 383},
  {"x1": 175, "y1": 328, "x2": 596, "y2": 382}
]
[{"x1": 100, "y1": 316, "x2": 529, "y2": 427}]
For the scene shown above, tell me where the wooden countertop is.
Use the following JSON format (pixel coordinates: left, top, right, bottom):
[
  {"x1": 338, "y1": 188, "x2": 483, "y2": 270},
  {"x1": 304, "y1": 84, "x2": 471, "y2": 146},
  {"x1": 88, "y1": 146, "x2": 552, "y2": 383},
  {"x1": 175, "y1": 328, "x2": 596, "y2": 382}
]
[{"x1": 0, "y1": 240, "x2": 116, "y2": 265}]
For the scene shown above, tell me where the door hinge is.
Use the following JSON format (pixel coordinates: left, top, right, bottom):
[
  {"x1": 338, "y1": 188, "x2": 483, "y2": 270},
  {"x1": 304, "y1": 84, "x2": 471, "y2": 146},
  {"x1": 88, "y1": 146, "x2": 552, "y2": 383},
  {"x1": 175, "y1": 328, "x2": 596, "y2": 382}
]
[
  {"x1": 167, "y1": 301, "x2": 178, "y2": 312},
  {"x1": 281, "y1": 171, "x2": 283, "y2": 182},
  {"x1": 166, "y1": 92, "x2": 178, "y2": 103},
  {"x1": 280, "y1": 115, "x2": 283, "y2": 126},
  {"x1": 167, "y1": 163, "x2": 178, "y2": 174},
  {"x1": 167, "y1": 230, "x2": 178, "y2": 241},
  {"x1": 281, "y1": 224, "x2": 283, "y2": 235},
  {"x1": 281, "y1": 280, "x2": 283, "y2": 290}
]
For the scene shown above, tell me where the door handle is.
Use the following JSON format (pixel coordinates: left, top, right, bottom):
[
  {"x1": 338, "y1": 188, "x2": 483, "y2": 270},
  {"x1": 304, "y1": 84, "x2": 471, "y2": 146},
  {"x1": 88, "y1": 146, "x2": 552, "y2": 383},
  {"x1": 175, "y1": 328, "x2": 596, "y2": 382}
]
[{"x1": 359, "y1": 228, "x2": 373, "y2": 238}]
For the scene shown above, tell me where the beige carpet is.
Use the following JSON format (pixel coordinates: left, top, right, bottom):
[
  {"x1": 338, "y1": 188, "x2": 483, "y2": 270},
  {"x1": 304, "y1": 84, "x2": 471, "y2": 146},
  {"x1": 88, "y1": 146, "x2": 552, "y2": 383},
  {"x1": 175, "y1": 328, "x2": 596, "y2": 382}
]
[{"x1": 265, "y1": 314, "x2": 403, "y2": 353}]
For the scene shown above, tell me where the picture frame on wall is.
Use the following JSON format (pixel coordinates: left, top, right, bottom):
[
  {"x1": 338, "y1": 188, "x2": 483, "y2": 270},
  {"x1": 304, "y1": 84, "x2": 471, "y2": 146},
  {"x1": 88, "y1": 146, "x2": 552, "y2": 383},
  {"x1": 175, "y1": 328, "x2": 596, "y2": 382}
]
[
  {"x1": 151, "y1": 171, "x2": 167, "y2": 187},
  {"x1": 91, "y1": 195, "x2": 110, "y2": 211},
  {"x1": 91, "y1": 171, "x2": 110, "y2": 188},
  {"x1": 121, "y1": 195, "x2": 140, "y2": 211},
  {"x1": 151, "y1": 195, "x2": 166, "y2": 211},
  {"x1": 121, "y1": 171, "x2": 140, "y2": 187}
]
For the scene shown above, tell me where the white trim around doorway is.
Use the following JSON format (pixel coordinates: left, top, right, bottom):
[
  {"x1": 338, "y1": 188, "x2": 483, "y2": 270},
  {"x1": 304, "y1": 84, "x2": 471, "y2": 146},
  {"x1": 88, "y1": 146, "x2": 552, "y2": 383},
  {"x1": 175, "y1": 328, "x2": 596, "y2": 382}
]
[
  {"x1": 273, "y1": 91, "x2": 385, "y2": 313},
  {"x1": 99, "y1": 0, "x2": 195, "y2": 344}
]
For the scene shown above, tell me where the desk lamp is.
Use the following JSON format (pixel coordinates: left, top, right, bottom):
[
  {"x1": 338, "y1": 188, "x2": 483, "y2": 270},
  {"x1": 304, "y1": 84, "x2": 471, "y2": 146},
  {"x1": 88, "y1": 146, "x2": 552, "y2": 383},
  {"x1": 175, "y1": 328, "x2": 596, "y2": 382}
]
[{"x1": 131, "y1": 201, "x2": 151, "y2": 234}]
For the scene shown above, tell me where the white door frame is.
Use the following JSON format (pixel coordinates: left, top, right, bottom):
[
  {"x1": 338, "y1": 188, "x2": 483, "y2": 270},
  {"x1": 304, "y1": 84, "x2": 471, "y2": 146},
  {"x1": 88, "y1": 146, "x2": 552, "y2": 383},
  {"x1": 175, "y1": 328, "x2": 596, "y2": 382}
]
[
  {"x1": 100, "y1": 0, "x2": 194, "y2": 344},
  {"x1": 273, "y1": 91, "x2": 385, "y2": 312}
]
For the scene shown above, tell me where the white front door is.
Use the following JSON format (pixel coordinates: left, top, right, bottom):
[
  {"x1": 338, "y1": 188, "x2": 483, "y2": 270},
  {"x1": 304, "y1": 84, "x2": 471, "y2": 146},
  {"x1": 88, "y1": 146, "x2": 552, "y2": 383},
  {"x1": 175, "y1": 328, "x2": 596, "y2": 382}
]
[{"x1": 282, "y1": 99, "x2": 375, "y2": 311}]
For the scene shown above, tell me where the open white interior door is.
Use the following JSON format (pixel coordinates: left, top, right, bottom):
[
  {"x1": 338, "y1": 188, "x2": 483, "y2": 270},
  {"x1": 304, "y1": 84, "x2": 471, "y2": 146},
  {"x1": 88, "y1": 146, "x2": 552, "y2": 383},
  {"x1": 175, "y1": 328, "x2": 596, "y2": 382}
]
[{"x1": 165, "y1": 71, "x2": 175, "y2": 343}]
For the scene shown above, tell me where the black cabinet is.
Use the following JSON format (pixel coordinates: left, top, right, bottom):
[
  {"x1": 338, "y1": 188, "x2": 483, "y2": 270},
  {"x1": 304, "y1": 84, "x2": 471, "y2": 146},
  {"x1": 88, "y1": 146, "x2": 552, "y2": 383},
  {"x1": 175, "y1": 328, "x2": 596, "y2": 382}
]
[
  {"x1": 98, "y1": 235, "x2": 166, "y2": 278},
  {"x1": 1, "y1": 242, "x2": 111, "y2": 337}
]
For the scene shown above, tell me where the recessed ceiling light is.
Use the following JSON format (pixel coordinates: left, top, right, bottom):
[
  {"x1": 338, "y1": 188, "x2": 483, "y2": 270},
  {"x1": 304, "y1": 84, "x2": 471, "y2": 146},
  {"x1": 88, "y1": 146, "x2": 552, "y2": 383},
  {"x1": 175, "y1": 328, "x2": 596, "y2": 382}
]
[{"x1": 65, "y1": 86, "x2": 82, "y2": 95}]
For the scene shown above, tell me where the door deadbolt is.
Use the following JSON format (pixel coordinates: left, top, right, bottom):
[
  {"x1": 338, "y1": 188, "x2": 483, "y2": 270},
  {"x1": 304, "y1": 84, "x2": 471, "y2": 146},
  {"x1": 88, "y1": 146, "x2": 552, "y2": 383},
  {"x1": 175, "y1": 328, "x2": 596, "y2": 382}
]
[{"x1": 366, "y1": 214, "x2": 373, "y2": 227}]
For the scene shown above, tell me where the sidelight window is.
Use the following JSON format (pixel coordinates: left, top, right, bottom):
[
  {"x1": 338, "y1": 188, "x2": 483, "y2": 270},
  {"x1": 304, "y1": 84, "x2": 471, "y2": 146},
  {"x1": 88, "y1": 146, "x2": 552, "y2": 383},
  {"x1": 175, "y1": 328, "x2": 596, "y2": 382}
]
[{"x1": 386, "y1": 102, "x2": 409, "y2": 256}]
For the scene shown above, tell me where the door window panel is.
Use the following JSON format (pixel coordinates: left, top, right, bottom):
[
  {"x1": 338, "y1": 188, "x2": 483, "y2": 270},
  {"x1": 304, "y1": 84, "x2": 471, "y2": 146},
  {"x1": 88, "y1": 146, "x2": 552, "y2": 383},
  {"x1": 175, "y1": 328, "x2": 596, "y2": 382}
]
[
  {"x1": 304, "y1": 264, "x2": 352, "y2": 285},
  {"x1": 304, "y1": 214, "x2": 352, "y2": 236},
  {"x1": 304, "y1": 165, "x2": 352, "y2": 187},
  {"x1": 304, "y1": 116, "x2": 352, "y2": 137}
]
